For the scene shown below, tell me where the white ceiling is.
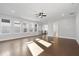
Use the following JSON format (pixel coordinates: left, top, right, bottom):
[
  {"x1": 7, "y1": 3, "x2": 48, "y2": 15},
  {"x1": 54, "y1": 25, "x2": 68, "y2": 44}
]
[{"x1": 0, "y1": 3, "x2": 79, "y2": 23}]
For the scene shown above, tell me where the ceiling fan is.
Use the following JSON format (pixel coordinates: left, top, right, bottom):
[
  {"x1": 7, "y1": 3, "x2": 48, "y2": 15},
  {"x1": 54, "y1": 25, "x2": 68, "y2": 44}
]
[{"x1": 35, "y1": 9, "x2": 47, "y2": 18}]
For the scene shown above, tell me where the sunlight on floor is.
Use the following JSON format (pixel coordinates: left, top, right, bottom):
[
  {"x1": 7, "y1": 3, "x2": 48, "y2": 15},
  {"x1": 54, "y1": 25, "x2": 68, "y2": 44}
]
[{"x1": 27, "y1": 41, "x2": 44, "y2": 56}]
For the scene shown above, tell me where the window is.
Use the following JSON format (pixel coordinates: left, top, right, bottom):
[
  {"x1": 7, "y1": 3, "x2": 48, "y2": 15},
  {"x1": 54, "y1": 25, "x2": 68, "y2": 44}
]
[
  {"x1": 34, "y1": 24, "x2": 37, "y2": 32},
  {"x1": 42, "y1": 25, "x2": 48, "y2": 32},
  {"x1": 29, "y1": 23, "x2": 34, "y2": 32},
  {"x1": 14, "y1": 21, "x2": 21, "y2": 33},
  {"x1": 38, "y1": 25, "x2": 41, "y2": 32},
  {"x1": 23, "y1": 23, "x2": 27, "y2": 32},
  {"x1": 1, "y1": 19, "x2": 11, "y2": 33}
]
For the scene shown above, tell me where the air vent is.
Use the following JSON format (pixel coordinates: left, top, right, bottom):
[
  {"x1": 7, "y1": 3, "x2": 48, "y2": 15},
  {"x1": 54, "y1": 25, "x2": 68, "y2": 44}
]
[
  {"x1": 69, "y1": 12, "x2": 75, "y2": 16},
  {"x1": 2, "y1": 19, "x2": 10, "y2": 23}
]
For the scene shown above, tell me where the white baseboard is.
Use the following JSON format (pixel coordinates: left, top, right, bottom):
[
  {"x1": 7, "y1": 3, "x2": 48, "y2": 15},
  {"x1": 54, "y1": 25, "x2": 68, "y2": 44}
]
[
  {"x1": 48, "y1": 35, "x2": 79, "y2": 45},
  {"x1": 58, "y1": 36, "x2": 76, "y2": 39},
  {"x1": 76, "y1": 39, "x2": 79, "y2": 45},
  {"x1": 48, "y1": 35, "x2": 76, "y2": 39}
]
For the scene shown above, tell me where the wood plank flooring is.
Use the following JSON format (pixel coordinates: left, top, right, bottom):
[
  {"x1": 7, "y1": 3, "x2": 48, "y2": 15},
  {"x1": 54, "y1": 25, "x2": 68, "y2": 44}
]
[{"x1": 0, "y1": 36, "x2": 79, "y2": 56}]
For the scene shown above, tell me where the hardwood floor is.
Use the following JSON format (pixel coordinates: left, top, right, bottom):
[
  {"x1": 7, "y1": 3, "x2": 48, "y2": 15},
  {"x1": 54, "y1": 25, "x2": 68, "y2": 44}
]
[
  {"x1": 0, "y1": 36, "x2": 79, "y2": 56},
  {"x1": 0, "y1": 36, "x2": 39, "y2": 56},
  {"x1": 39, "y1": 37, "x2": 79, "y2": 56}
]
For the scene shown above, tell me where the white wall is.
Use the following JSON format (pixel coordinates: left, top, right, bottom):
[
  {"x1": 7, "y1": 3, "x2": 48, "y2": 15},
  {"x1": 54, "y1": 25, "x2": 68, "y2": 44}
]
[
  {"x1": 48, "y1": 16, "x2": 76, "y2": 39},
  {"x1": 76, "y1": 12, "x2": 79, "y2": 44},
  {"x1": 48, "y1": 23, "x2": 54, "y2": 36},
  {"x1": 57, "y1": 16, "x2": 76, "y2": 39},
  {"x1": 0, "y1": 14, "x2": 43, "y2": 41}
]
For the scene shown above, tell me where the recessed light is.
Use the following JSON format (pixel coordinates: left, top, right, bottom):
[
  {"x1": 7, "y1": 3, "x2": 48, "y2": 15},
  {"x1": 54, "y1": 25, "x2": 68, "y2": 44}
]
[
  {"x1": 11, "y1": 10, "x2": 15, "y2": 14},
  {"x1": 62, "y1": 13, "x2": 65, "y2": 16},
  {"x1": 69, "y1": 12, "x2": 75, "y2": 15}
]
